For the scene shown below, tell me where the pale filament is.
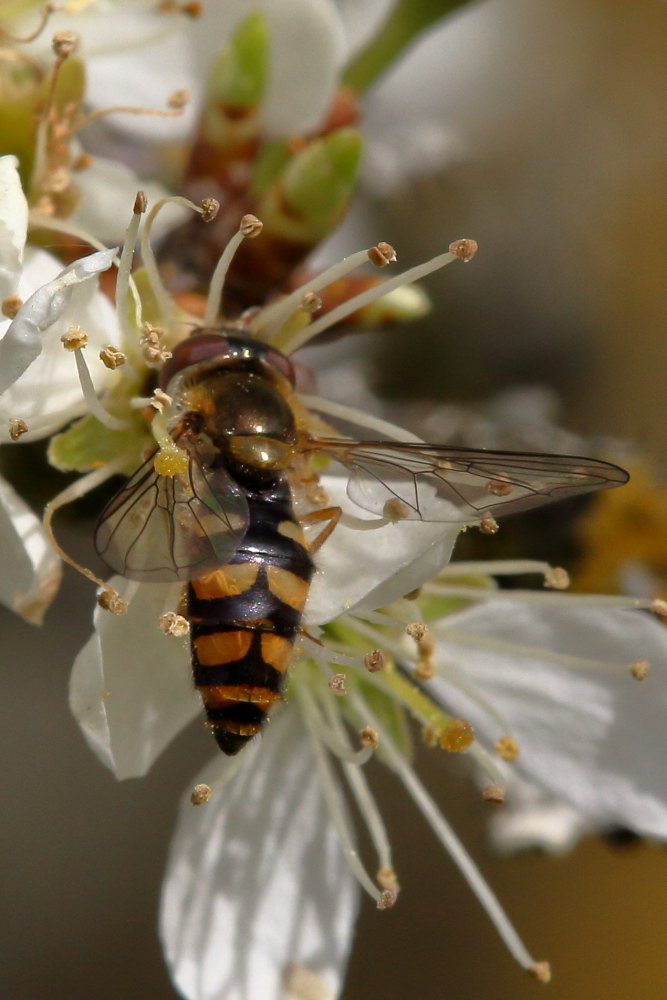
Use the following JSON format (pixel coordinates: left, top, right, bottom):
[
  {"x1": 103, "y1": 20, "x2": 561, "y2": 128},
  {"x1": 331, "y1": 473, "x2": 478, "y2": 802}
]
[
  {"x1": 297, "y1": 681, "x2": 373, "y2": 765},
  {"x1": 72, "y1": 349, "x2": 127, "y2": 430},
  {"x1": 298, "y1": 393, "x2": 423, "y2": 443},
  {"x1": 138, "y1": 197, "x2": 207, "y2": 329},
  {"x1": 202, "y1": 226, "x2": 248, "y2": 328},
  {"x1": 425, "y1": 580, "x2": 659, "y2": 613}
]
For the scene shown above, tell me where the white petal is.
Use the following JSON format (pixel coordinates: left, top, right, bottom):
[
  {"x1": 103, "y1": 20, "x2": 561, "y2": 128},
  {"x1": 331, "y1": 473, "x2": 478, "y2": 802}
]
[
  {"x1": 0, "y1": 247, "x2": 120, "y2": 441},
  {"x1": 190, "y1": 0, "x2": 346, "y2": 136},
  {"x1": 0, "y1": 155, "x2": 28, "y2": 298},
  {"x1": 0, "y1": 473, "x2": 61, "y2": 624},
  {"x1": 69, "y1": 576, "x2": 199, "y2": 780},
  {"x1": 433, "y1": 600, "x2": 667, "y2": 838},
  {"x1": 69, "y1": 156, "x2": 185, "y2": 244},
  {"x1": 304, "y1": 473, "x2": 459, "y2": 624},
  {"x1": 161, "y1": 712, "x2": 359, "y2": 1000},
  {"x1": 488, "y1": 776, "x2": 592, "y2": 855}
]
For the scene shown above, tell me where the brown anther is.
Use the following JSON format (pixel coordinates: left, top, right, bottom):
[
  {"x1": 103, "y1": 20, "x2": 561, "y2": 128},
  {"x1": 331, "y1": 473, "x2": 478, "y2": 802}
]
[
  {"x1": 449, "y1": 238, "x2": 478, "y2": 262},
  {"x1": 544, "y1": 566, "x2": 570, "y2": 590},
  {"x1": 52, "y1": 30, "x2": 78, "y2": 58},
  {"x1": 414, "y1": 658, "x2": 435, "y2": 681},
  {"x1": 2, "y1": 295, "x2": 23, "y2": 319},
  {"x1": 134, "y1": 190, "x2": 148, "y2": 214},
  {"x1": 630, "y1": 659, "x2": 650, "y2": 681},
  {"x1": 200, "y1": 198, "x2": 220, "y2": 222},
  {"x1": 439, "y1": 718, "x2": 474, "y2": 753},
  {"x1": 190, "y1": 783, "x2": 211, "y2": 806},
  {"x1": 376, "y1": 888, "x2": 397, "y2": 910},
  {"x1": 486, "y1": 477, "x2": 513, "y2": 497},
  {"x1": 61, "y1": 326, "x2": 88, "y2": 350},
  {"x1": 359, "y1": 726, "x2": 379, "y2": 750},
  {"x1": 328, "y1": 673, "x2": 346, "y2": 696},
  {"x1": 99, "y1": 345, "x2": 126, "y2": 370},
  {"x1": 479, "y1": 514, "x2": 499, "y2": 535},
  {"x1": 528, "y1": 961, "x2": 552, "y2": 984},
  {"x1": 159, "y1": 611, "x2": 190, "y2": 637},
  {"x1": 403, "y1": 586, "x2": 423, "y2": 601},
  {"x1": 181, "y1": 1, "x2": 203, "y2": 16},
  {"x1": 650, "y1": 598, "x2": 667, "y2": 619},
  {"x1": 167, "y1": 89, "x2": 189, "y2": 109},
  {"x1": 495, "y1": 736, "x2": 520, "y2": 762},
  {"x1": 300, "y1": 291, "x2": 322, "y2": 314},
  {"x1": 73, "y1": 152, "x2": 92, "y2": 171},
  {"x1": 377, "y1": 866, "x2": 399, "y2": 891},
  {"x1": 150, "y1": 388, "x2": 173, "y2": 413},
  {"x1": 482, "y1": 784, "x2": 505, "y2": 805},
  {"x1": 421, "y1": 724, "x2": 441, "y2": 748},
  {"x1": 405, "y1": 622, "x2": 427, "y2": 642},
  {"x1": 43, "y1": 166, "x2": 70, "y2": 194},
  {"x1": 240, "y1": 213, "x2": 263, "y2": 238},
  {"x1": 9, "y1": 418, "x2": 29, "y2": 441},
  {"x1": 367, "y1": 242, "x2": 397, "y2": 267},
  {"x1": 363, "y1": 649, "x2": 386, "y2": 673},
  {"x1": 97, "y1": 589, "x2": 128, "y2": 615}
]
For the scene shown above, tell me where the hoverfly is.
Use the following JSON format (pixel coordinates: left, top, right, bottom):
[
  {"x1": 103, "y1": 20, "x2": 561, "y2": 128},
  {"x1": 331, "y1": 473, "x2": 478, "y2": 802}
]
[{"x1": 95, "y1": 330, "x2": 629, "y2": 755}]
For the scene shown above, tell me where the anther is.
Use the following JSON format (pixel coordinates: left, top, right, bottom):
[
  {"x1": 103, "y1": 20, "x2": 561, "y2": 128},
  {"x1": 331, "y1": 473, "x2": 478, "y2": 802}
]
[
  {"x1": 486, "y1": 477, "x2": 514, "y2": 497},
  {"x1": 482, "y1": 785, "x2": 505, "y2": 805},
  {"x1": 364, "y1": 649, "x2": 386, "y2": 673},
  {"x1": 300, "y1": 291, "x2": 322, "y2": 314},
  {"x1": 421, "y1": 724, "x2": 441, "y2": 748},
  {"x1": 190, "y1": 783, "x2": 212, "y2": 806},
  {"x1": 9, "y1": 418, "x2": 29, "y2": 441},
  {"x1": 403, "y1": 586, "x2": 423, "y2": 601},
  {"x1": 97, "y1": 588, "x2": 128, "y2": 615},
  {"x1": 159, "y1": 611, "x2": 190, "y2": 637},
  {"x1": 181, "y1": 1, "x2": 204, "y2": 16},
  {"x1": 629, "y1": 659, "x2": 650, "y2": 681},
  {"x1": 73, "y1": 153, "x2": 92, "y2": 171},
  {"x1": 367, "y1": 242, "x2": 397, "y2": 267},
  {"x1": 329, "y1": 673, "x2": 347, "y2": 696},
  {"x1": 479, "y1": 515, "x2": 499, "y2": 535},
  {"x1": 359, "y1": 726, "x2": 379, "y2": 750},
  {"x1": 167, "y1": 89, "x2": 189, "y2": 110},
  {"x1": 150, "y1": 388, "x2": 173, "y2": 413},
  {"x1": 448, "y1": 238, "x2": 478, "y2": 262},
  {"x1": 377, "y1": 866, "x2": 399, "y2": 891},
  {"x1": 439, "y1": 719, "x2": 474, "y2": 753},
  {"x1": 544, "y1": 566, "x2": 570, "y2": 590},
  {"x1": 200, "y1": 198, "x2": 220, "y2": 222},
  {"x1": 154, "y1": 445, "x2": 189, "y2": 477},
  {"x1": 240, "y1": 213, "x2": 263, "y2": 238},
  {"x1": 414, "y1": 658, "x2": 436, "y2": 680},
  {"x1": 61, "y1": 326, "x2": 88, "y2": 351},
  {"x1": 376, "y1": 889, "x2": 397, "y2": 910},
  {"x1": 495, "y1": 736, "x2": 520, "y2": 762},
  {"x1": 2, "y1": 295, "x2": 23, "y2": 319},
  {"x1": 650, "y1": 598, "x2": 667, "y2": 619},
  {"x1": 99, "y1": 345, "x2": 126, "y2": 370},
  {"x1": 405, "y1": 622, "x2": 427, "y2": 642},
  {"x1": 52, "y1": 30, "x2": 78, "y2": 58},
  {"x1": 528, "y1": 961, "x2": 552, "y2": 984},
  {"x1": 141, "y1": 323, "x2": 172, "y2": 364},
  {"x1": 134, "y1": 191, "x2": 148, "y2": 214}
]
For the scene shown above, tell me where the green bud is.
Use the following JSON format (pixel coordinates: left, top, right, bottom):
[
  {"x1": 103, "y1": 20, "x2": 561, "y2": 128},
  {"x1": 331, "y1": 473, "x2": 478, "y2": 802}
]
[{"x1": 207, "y1": 12, "x2": 268, "y2": 110}]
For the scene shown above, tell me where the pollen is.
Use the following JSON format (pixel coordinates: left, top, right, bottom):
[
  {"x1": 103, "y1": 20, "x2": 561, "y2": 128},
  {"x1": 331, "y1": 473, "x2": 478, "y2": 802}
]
[
  {"x1": 363, "y1": 649, "x2": 386, "y2": 673},
  {"x1": 328, "y1": 673, "x2": 347, "y2": 696},
  {"x1": 190, "y1": 783, "x2": 212, "y2": 806},
  {"x1": 9, "y1": 418, "x2": 29, "y2": 441},
  {"x1": 154, "y1": 445, "x2": 189, "y2": 477},
  {"x1": 61, "y1": 326, "x2": 88, "y2": 351},
  {"x1": 359, "y1": 726, "x2": 379, "y2": 750},
  {"x1": 2, "y1": 294, "x2": 23, "y2": 318},
  {"x1": 495, "y1": 736, "x2": 520, "y2": 762},
  {"x1": 439, "y1": 719, "x2": 474, "y2": 753},
  {"x1": 629, "y1": 659, "x2": 650, "y2": 681},
  {"x1": 448, "y1": 238, "x2": 478, "y2": 262},
  {"x1": 544, "y1": 566, "x2": 570, "y2": 590},
  {"x1": 159, "y1": 611, "x2": 190, "y2": 637},
  {"x1": 528, "y1": 961, "x2": 552, "y2": 984},
  {"x1": 482, "y1": 785, "x2": 505, "y2": 805},
  {"x1": 99, "y1": 345, "x2": 126, "y2": 370},
  {"x1": 97, "y1": 588, "x2": 128, "y2": 615},
  {"x1": 377, "y1": 888, "x2": 398, "y2": 910}
]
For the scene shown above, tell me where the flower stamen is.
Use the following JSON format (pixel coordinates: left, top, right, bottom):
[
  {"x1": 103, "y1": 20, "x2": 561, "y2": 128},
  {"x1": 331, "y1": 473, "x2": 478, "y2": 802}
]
[{"x1": 202, "y1": 214, "x2": 263, "y2": 328}]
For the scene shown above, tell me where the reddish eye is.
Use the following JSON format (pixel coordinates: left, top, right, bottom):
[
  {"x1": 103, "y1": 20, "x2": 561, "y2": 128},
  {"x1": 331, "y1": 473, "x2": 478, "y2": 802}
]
[{"x1": 159, "y1": 333, "x2": 231, "y2": 389}]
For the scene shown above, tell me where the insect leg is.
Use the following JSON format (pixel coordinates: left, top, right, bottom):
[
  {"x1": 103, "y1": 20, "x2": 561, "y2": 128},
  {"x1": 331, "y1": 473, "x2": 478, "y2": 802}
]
[{"x1": 301, "y1": 506, "x2": 342, "y2": 553}]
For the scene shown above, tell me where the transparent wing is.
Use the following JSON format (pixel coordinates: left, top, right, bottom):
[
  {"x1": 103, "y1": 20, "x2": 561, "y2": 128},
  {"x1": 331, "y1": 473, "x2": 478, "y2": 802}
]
[
  {"x1": 95, "y1": 452, "x2": 249, "y2": 582},
  {"x1": 305, "y1": 438, "x2": 629, "y2": 523}
]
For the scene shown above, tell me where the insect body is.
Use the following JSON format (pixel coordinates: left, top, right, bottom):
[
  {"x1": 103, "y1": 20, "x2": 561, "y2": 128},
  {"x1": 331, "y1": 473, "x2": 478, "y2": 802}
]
[{"x1": 95, "y1": 330, "x2": 629, "y2": 755}]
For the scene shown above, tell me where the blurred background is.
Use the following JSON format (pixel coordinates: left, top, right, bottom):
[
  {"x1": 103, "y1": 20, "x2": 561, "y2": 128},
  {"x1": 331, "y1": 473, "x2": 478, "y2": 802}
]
[{"x1": 2, "y1": 0, "x2": 667, "y2": 997}]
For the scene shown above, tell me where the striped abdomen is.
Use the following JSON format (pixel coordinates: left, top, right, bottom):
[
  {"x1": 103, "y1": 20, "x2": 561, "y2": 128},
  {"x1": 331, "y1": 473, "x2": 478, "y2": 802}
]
[{"x1": 188, "y1": 483, "x2": 314, "y2": 755}]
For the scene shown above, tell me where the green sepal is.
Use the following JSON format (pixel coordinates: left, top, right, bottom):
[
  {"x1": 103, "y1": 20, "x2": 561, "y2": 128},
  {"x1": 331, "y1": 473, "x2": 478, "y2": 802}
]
[
  {"x1": 248, "y1": 139, "x2": 293, "y2": 197},
  {"x1": 48, "y1": 413, "x2": 147, "y2": 475},
  {"x1": 208, "y1": 12, "x2": 268, "y2": 110}
]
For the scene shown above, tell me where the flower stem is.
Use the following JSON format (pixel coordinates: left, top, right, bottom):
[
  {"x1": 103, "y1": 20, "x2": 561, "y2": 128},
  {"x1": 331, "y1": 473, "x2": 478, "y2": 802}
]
[{"x1": 342, "y1": 0, "x2": 475, "y2": 94}]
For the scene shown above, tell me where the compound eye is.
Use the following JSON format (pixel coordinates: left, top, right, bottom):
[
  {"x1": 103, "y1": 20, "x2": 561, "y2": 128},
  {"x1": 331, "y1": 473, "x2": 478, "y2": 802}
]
[{"x1": 159, "y1": 333, "x2": 231, "y2": 389}]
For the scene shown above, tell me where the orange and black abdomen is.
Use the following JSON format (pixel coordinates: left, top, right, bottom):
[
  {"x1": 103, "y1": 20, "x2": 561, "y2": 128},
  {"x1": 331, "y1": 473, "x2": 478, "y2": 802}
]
[{"x1": 188, "y1": 480, "x2": 313, "y2": 755}]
